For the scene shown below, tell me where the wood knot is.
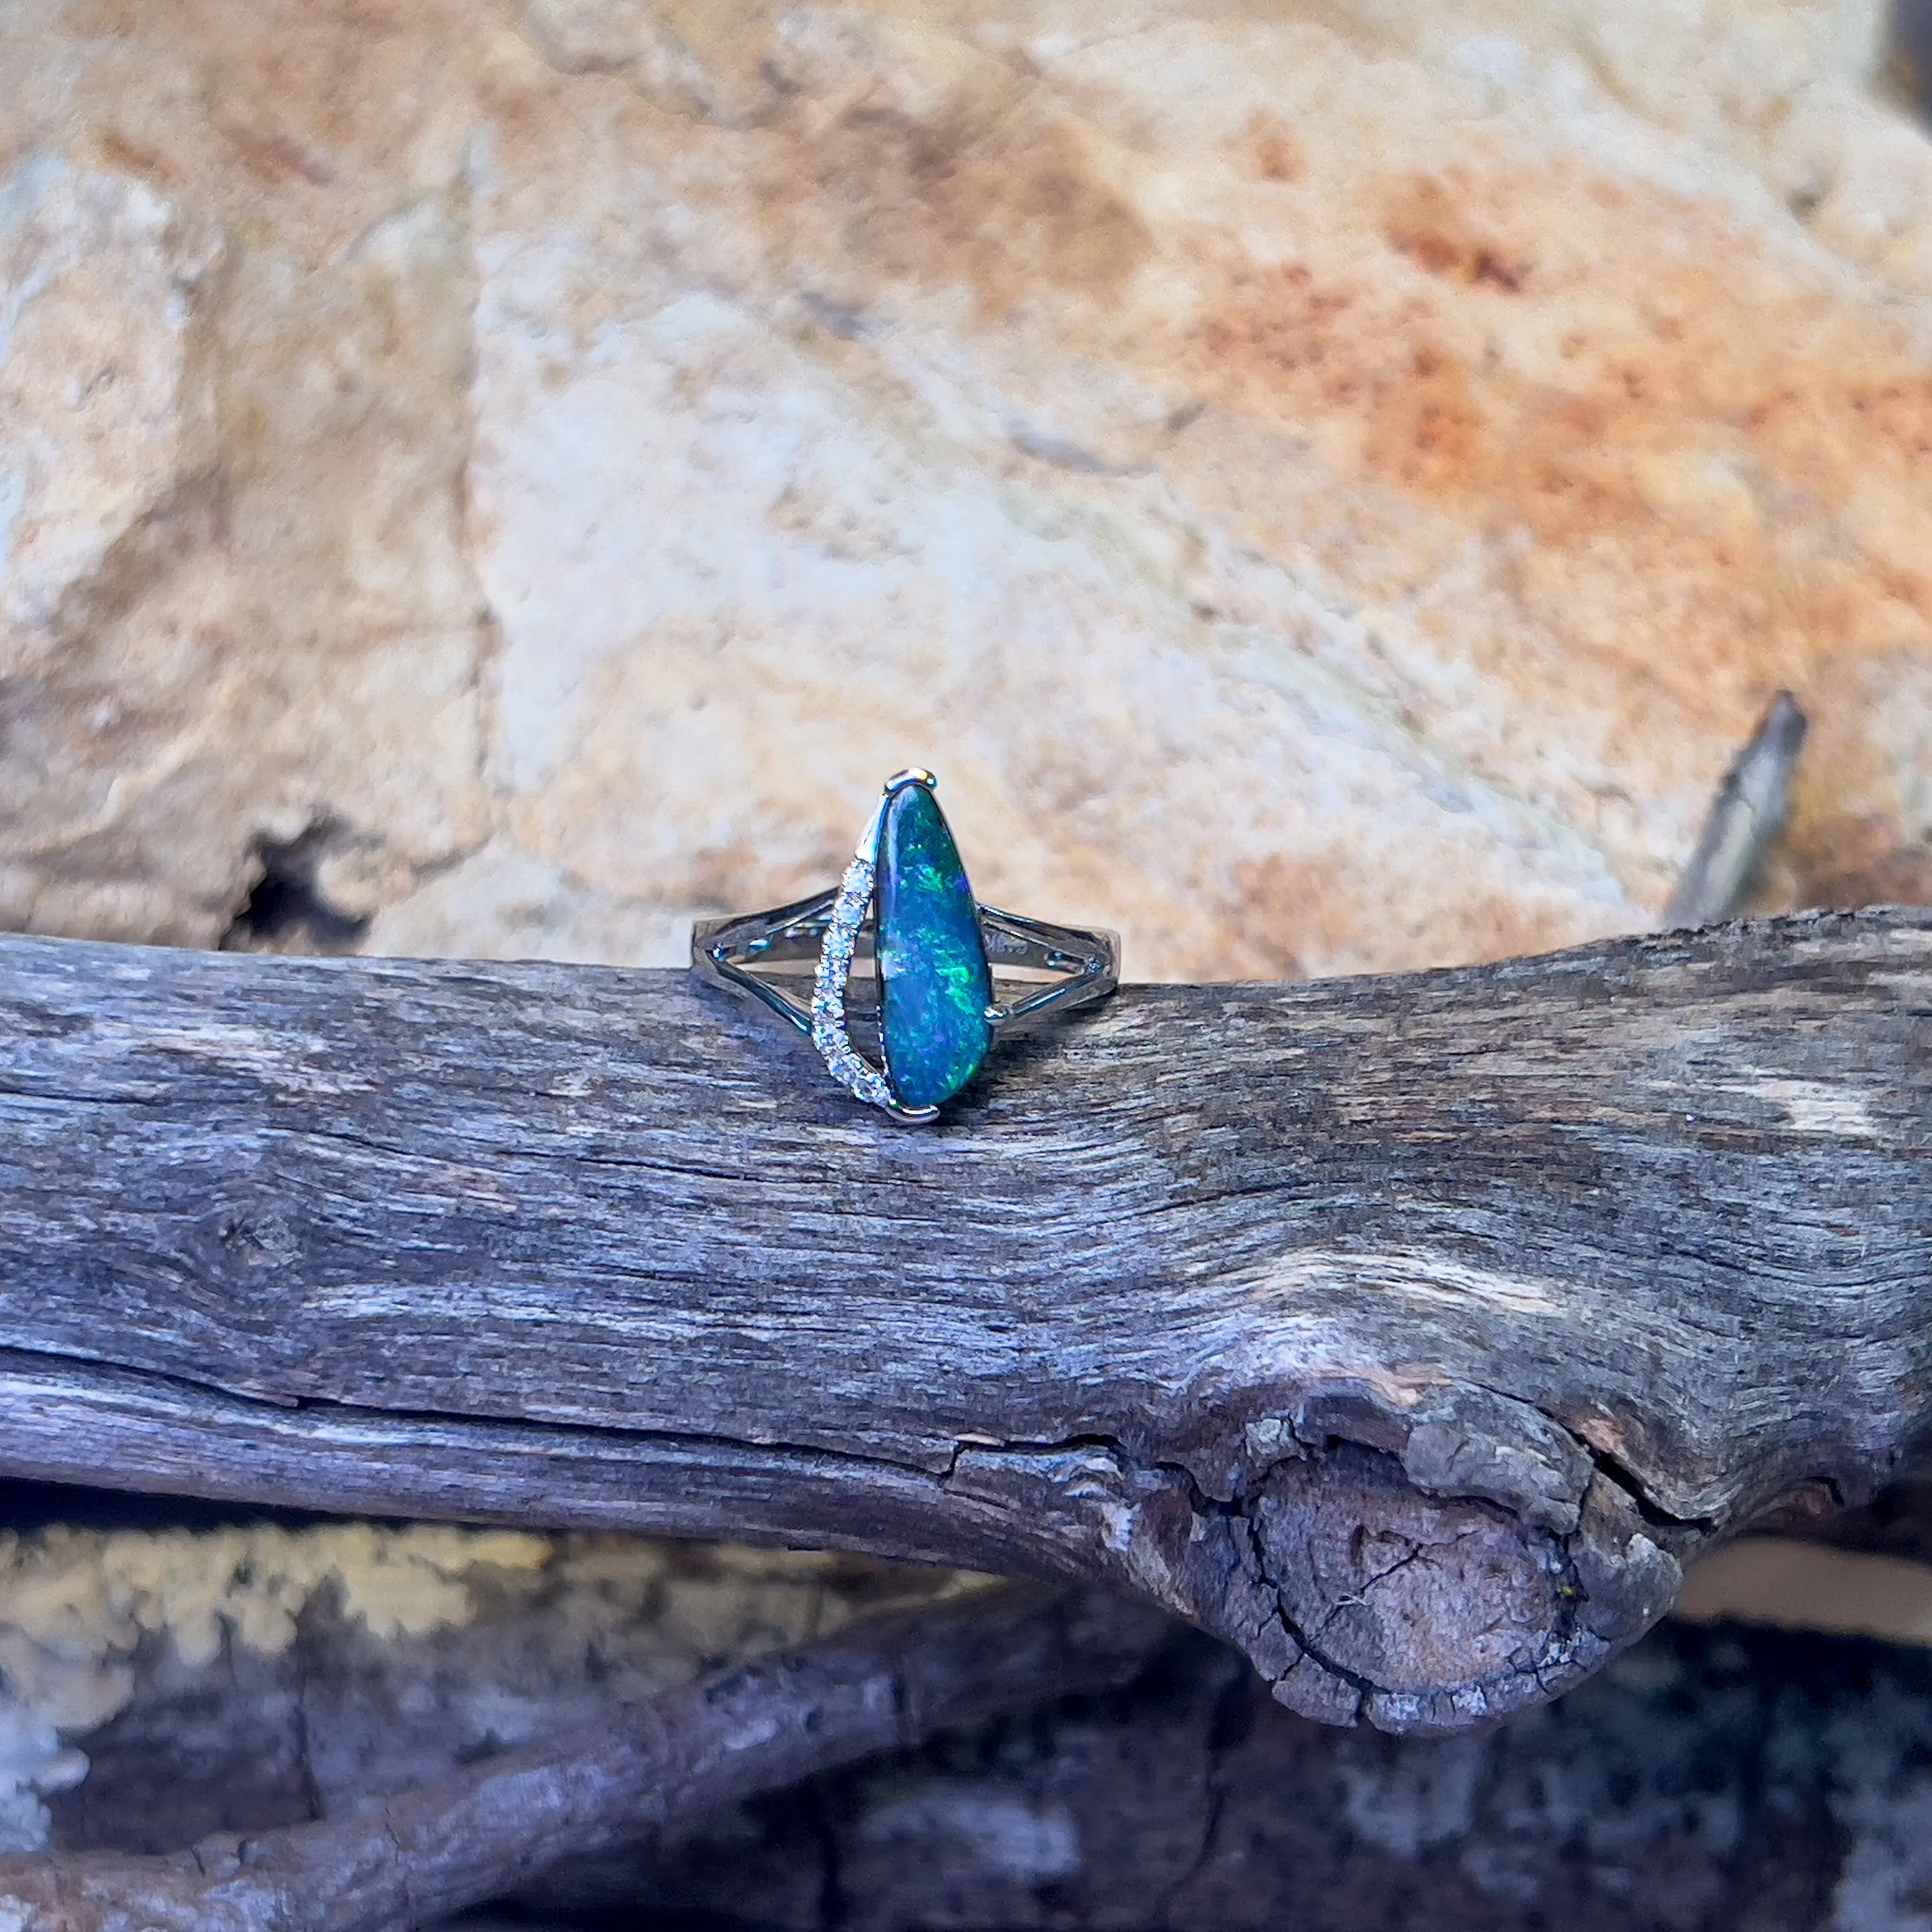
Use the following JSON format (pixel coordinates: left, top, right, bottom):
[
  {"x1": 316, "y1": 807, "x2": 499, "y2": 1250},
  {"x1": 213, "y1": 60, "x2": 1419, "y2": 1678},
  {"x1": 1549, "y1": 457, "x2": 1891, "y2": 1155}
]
[{"x1": 1248, "y1": 1443, "x2": 1593, "y2": 1732}]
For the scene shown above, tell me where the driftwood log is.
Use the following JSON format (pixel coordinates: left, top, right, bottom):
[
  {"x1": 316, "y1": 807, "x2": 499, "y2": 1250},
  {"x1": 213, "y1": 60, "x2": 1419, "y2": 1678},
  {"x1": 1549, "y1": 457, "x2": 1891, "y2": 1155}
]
[
  {"x1": 22, "y1": 1537, "x2": 1932, "y2": 1932},
  {"x1": 549, "y1": 1609, "x2": 1932, "y2": 1931},
  {"x1": 0, "y1": 910, "x2": 1927, "y2": 1734},
  {"x1": 0, "y1": 1581, "x2": 1168, "y2": 1932}
]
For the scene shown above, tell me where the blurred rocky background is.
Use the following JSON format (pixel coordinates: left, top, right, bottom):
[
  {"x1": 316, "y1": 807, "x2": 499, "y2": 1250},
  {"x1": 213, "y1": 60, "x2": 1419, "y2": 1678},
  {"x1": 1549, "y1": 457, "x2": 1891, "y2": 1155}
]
[
  {"x1": 7, "y1": 0, "x2": 1932, "y2": 1925},
  {"x1": 7, "y1": 0, "x2": 1932, "y2": 976}
]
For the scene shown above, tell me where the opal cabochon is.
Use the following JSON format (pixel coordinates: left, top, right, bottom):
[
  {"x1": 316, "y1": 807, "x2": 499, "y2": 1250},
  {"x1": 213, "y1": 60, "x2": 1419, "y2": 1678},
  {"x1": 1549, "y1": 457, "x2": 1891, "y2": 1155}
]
[{"x1": 874, "y1": 782, "x2": 994, "y2": 1109}]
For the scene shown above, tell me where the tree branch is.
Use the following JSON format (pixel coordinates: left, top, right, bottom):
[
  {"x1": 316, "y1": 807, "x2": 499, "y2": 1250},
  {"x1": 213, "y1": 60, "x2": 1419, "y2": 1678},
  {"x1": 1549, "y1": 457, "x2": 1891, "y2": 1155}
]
[
  {"x1": 0, "y1": 1583, "x2": 1169, "y2": 1932},
  {"x1": 0, "y1": 910, "x2": 1927, "y2": 1731}
]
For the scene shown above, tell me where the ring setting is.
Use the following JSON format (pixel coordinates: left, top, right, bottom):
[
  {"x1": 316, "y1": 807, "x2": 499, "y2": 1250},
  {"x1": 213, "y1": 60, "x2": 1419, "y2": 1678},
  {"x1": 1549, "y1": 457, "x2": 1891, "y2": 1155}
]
[{"x1": 692, "y1": 771, "x2": 1119, "y2": 1121}]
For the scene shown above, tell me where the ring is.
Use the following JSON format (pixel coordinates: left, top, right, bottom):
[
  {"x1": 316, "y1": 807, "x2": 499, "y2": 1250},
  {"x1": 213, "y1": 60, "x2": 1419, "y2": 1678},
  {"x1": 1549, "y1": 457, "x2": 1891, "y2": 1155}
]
[{"x1": 692, "y1": 770, "x2": 1120, "y2": 1122}]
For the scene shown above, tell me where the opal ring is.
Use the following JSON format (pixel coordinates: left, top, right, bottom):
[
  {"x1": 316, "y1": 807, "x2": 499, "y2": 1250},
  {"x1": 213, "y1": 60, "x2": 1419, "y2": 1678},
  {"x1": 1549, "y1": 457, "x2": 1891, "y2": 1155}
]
[{"x1": 691, "y1": 770, "x2": 1120, "y2": 1122}]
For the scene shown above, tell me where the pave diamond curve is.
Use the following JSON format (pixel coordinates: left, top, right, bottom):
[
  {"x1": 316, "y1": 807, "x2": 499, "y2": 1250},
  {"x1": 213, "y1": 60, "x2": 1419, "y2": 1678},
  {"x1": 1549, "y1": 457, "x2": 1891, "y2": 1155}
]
[{"x1": 809, "y1": 855, "x2": 896, "y2": 1110}]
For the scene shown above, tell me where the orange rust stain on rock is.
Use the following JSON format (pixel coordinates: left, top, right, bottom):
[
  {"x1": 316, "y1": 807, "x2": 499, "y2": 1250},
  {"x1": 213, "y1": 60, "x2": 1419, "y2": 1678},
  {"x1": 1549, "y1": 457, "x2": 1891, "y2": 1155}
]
[
  {"x1": 1800, "y1": 839, "x2": 1932, "y2": 910},
  {"x1": 68, "y1": 0, "x2": 482, "y2": 255},
  {"x1": 1195, "y1": 265, "x2": 1498, "y2": 501},
  {"x1": 78, "y1": 0, "x2": 432, "y2": 155},
  {"x1": 1383, "y1": 170, "x2": 1531, "y2": 293},
  {"x1": 1188, "y1": 163, "x2": 1932, "y2": 675},
  {"x1": 1241, "y1": 111, "x2": 1308, "y2": 185},
  {"x1": 90, "y1": 125, "x2": 187, "y2": 189}
]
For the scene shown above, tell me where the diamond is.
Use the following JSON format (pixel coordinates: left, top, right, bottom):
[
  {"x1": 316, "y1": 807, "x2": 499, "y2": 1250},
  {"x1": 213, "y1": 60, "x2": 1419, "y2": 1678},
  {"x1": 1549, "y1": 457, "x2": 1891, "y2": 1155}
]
[{"x1": 809, "y1": 856, "x2": 894, "y2": 1109}]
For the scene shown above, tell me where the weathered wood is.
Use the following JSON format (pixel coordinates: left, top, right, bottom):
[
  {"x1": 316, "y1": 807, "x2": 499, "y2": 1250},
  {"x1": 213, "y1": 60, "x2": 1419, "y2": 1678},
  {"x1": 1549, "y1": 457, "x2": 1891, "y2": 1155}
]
[
  {"x1": 0, "y1": 1582, "x2": 1168, "y2": 1932},
  {"x1": 585, "y1": 1614, "x2": 1932, "y2": 1932},
  {"x1": 18, "y1": 1498, "x2": 1932, "y2": 1929},
  {"x1": 0, "y1": 913, "x2": 1928, "y2": 1733},
  {"x1": 1661, "y1": 691, "x2": 1806, "y2": 928},
  {"x1": 20, "y1": 1514, "x2": 977, "y2": 1859}
]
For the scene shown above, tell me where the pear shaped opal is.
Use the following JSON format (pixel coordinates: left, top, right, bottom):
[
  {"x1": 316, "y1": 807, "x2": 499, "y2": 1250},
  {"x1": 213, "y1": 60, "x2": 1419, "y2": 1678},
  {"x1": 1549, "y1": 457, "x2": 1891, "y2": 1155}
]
[{"x1": 875, "y1": 781, "x2": 993, "y2": 1109}]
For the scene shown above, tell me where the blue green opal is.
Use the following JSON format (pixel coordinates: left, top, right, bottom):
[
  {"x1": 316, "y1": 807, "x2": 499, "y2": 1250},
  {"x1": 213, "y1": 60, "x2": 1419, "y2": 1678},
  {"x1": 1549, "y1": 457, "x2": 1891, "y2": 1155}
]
[{"x1": 875, "y1": 783, "x2": 993, "y2": 1109}]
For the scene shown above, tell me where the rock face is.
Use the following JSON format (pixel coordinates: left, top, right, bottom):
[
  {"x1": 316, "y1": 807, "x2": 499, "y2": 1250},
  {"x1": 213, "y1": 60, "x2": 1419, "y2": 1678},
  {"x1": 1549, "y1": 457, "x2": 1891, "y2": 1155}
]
[{"x1": 4, "y1": 0, "x2": 1931, "y2": 977}]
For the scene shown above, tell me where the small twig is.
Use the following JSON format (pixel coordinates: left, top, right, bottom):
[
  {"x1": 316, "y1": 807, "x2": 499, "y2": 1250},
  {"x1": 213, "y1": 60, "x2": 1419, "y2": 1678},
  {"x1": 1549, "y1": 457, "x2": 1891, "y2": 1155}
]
[
  {"x1": 1662, "y1": 691, "x2": 1808, "y2": 928},
  {"x1": 0, "y1": 1583, "x2": 1171, "y2": 1932},
  {"x1": 1889, "y1": 0, "x2": 1932, "y2": 118}
]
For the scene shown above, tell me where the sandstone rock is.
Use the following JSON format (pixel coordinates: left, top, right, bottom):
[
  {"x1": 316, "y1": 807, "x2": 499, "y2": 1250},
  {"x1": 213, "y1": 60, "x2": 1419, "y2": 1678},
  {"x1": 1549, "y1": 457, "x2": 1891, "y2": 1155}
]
[{"x1": 4, "y1": 0, "x2": 1932, "y2": 978}]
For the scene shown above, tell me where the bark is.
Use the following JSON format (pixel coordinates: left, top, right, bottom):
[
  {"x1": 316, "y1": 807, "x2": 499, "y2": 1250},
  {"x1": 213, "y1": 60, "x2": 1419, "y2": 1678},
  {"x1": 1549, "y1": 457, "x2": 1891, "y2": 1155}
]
[
  {"x1": 1, "y1": 910, "x2": 1928, "y2": 1731},
  {"x1": 17, "y1": 1502, "x2": 1932, "y2": 1931},
  {"x1": 0, "y1": 1583, "x2": 1169, "y2": 1932},
  {"x1": 19, "y1": 1515, "x2": 977, "y2": 1859},
  {"x1": 561, "y1": 1613, "x2": 1932, "y2": 1932}
]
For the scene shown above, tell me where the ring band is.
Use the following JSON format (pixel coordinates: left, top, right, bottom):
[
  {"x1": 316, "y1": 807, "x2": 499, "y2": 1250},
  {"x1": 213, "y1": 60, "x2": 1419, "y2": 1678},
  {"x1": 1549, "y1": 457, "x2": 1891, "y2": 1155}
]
[{"x1": 691, "y1": 770, "x2": 1120, "y2": 1122}]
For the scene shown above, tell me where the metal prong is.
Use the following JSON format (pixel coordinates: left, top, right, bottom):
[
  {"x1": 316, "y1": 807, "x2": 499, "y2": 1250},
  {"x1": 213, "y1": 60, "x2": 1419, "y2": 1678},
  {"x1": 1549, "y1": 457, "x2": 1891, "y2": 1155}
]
[
  {"x1": 852, "y1": 798, "x2": 887, "y2": 864},
  {"x1": 1663, "y1": 692, "x2": 1809, "y2": 930},
  {"x1": 855, "y1": 771, "x2": 935, "y2": 861}
]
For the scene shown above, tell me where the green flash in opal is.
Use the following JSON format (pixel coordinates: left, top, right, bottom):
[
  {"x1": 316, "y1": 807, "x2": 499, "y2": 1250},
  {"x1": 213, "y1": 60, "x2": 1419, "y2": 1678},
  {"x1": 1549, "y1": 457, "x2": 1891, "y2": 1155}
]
[{"x1": 875, "y1": 781, "x2": 994, "y2": 1110}]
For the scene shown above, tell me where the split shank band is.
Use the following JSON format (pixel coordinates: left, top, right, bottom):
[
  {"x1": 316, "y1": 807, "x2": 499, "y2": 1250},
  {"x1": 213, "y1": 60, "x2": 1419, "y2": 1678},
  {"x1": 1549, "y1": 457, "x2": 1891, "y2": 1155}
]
[{"x1": 691, "y1": 770, "x2": 1120, "y2": 1121}]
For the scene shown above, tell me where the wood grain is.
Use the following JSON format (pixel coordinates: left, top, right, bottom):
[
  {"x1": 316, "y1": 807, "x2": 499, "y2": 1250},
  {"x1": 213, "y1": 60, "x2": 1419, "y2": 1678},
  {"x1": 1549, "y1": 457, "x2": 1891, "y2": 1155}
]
[{"x1": 0, "y1": 912, "x2": 1926, "y2": 1733}]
